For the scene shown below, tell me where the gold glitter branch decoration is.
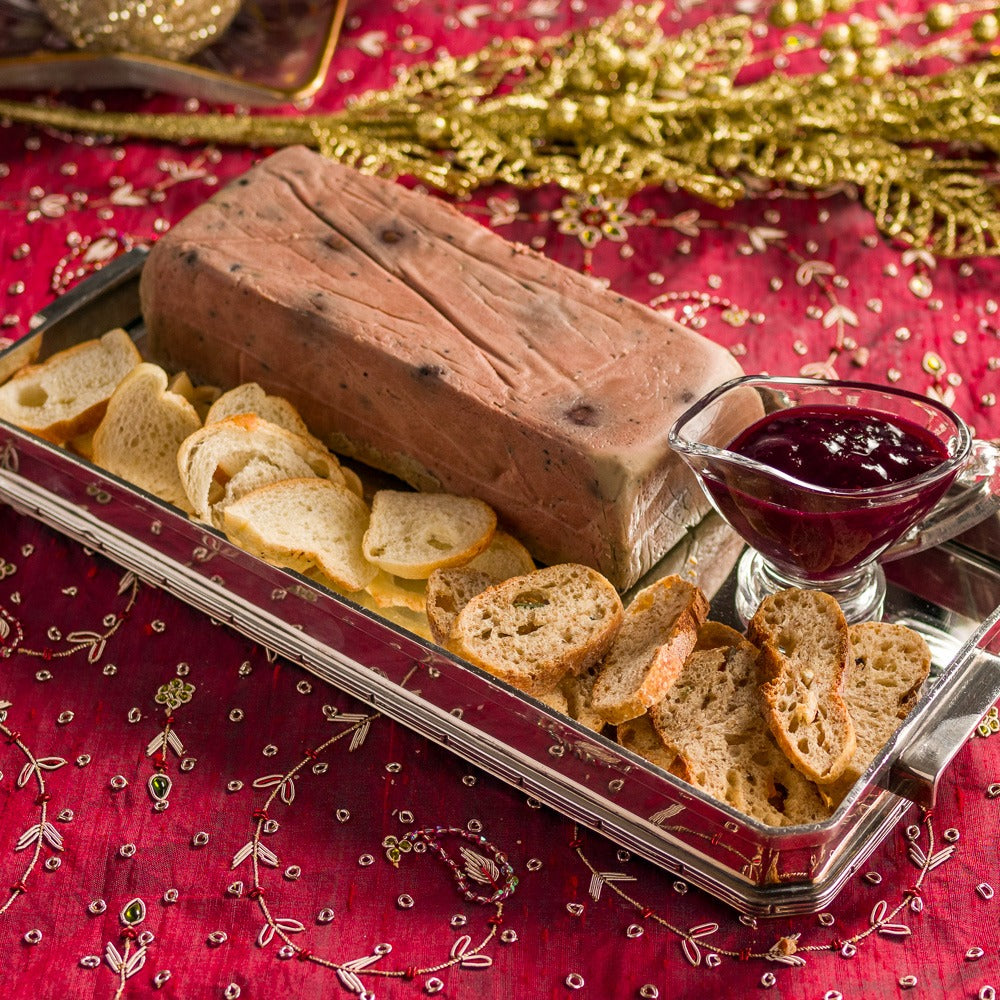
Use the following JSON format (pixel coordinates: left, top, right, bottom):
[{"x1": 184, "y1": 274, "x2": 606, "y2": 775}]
[{"x1": 1, "y1": 3, "x2": 1000, "y2": 256}]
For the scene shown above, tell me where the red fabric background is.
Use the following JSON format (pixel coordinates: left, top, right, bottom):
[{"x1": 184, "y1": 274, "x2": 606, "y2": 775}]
[{"x1": 0, "y1": 2, "x2": 999, "y2": 998}]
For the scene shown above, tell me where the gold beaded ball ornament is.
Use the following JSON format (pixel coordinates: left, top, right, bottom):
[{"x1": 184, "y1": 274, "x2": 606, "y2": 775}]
[{"x1": 39, "y1": 0, "x2": 243, "y2": 60}]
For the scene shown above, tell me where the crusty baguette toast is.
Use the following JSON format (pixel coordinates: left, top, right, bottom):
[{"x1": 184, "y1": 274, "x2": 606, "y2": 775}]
[
  {"x1": 425, "y1": 532, "x2": 536, "y2": 645},
  {"x1": 448, "y1": 564, "x2": 623, "y2": 696},
  {"x1": 590, "y1": 575, "x2": 709, "y2": 726},
  {"x1": 650, "y1": 622, "x2": 831, "y2": 826},
  {"x1": 426, "y1": 567, "x2": 496, "y2": 645},
  {"x1": 617, "y1": 714, "x2": 685, "y2": 775},
  {"x1": 821, "y1": 621, "x2": 932, "y2": 805},
  {"x1": 558, "y1": 665, "x2": 607, "y2": 733},
  {"x1": 0, "y1": 327, "x2": 140, "y2": 444},
  {"x1": 748, "y1": 589, "x2": 857, "y2": 785}
]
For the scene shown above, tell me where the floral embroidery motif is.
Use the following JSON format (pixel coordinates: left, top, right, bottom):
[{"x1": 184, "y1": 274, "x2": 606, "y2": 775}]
[
  {"x1": 975, "y1": 705, "x2": 1000, "y2": 739},
  {"x1": 552, "y1": 193, "x2": 637, "y2": 247},
  {"x1": 102, "y1": 897, "x2": 149, "y2": 993},
  {"x1": 0, "y1": 703, "x2": 67, "y2": 915},
  {"x1": 0, "y1": 569, "x2": 139, "y2": 664},
  {"x1": 569, "y1": 811, "x2": 950, "y2": 975},
  {"x1": 230, "y1": 670, "x2": 513, "y2": 991},
  {"x1": 146, "y1": 671, "x2": 196, "y2": 810},
  {"x1": 154, "y1": 678, "x2": 195, "y2": 711}
]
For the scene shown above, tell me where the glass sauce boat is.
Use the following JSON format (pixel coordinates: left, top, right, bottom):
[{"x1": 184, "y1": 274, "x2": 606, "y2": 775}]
[{"x1": 669, "y1": 376, "x2": 998, "y2": 623}]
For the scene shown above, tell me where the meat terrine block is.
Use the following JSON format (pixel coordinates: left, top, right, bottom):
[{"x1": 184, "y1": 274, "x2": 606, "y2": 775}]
[{"x1": 140, "y1": 146, "x2": 748, "y2": 590}]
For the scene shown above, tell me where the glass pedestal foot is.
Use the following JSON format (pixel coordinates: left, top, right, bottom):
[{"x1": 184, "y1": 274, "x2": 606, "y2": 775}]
[{"x1": 734, "y1": 548, "x2": 887, "y2": 626}]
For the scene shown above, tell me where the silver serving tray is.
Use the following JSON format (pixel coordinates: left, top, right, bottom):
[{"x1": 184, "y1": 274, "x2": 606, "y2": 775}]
[{"x1": 1, "y1": 249, "x2": 998, "y2": 916}]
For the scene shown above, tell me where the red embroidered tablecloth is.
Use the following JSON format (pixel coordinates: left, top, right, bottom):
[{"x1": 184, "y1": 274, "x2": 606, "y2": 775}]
[{"x1": 1, "y1": 2, "x2": 999, "y2": 998}]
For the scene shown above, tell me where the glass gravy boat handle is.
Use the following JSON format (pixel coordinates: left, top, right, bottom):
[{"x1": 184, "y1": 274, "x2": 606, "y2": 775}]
[{"x1": 882, "y1": 439, "x2": 1000, "y2": 562}]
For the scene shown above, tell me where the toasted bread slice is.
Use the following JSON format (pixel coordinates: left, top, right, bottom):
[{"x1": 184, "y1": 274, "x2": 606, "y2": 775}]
[
  {"x1": 425, "y1": 533, "x2": 536, "y2": 645},
  {"x1": 693, "y1": 620, "x2": 746, "y2": 652},
  {"x1": 449, "y1": 564, "x2": 623, "y2": 696},
  {"x1": 363, "y1": 490, "x2": 496, "y2": 580},
  {"x1": 536, "y1": 685, "x2": 570, "y2": 715},
  {"x1": 617, "y1": 714, "x2": 684, "y2": 775},
  {"x1": 650, "y1": 625, "x2": 831, "y2": 826},
  {"x1": 847, "y1": 621, "x2": 931, "y2": 725},
  {"x1": 558, "y1": 666, "x2": 607, "y2": 734},
  {"x1": 222, "y1": 477, "x2": 376, "y2": 592},
  {"x1": 426, "y1": 566, "x2": 496, "y2": 645},
  {"x1": 92, "y1": 362, "x2": 201, "y2": 511},
  {"x1": 590, "y1": 576, "x2": 710, "y2": 726},
  {"x1": 177, "y1": 413, "x2": 350, "y2": 525},
  {"x1": 822, "y1": 621, "x2": 932, "y2": 805},
  {"x1": 0, "y1": 327, "x2": 140, "y2": 444},
  {"x1": 309, "y1": 570, "x2": 434, "y2": 641},
  {"x1": 748, "y1": 589, "x2": 856, "y2": 785}
]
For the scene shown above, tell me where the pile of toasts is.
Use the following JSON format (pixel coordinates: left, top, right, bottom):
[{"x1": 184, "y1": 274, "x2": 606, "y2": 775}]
[{"x1": 0, "y1": 328, "x2": 932, "y2": 826}]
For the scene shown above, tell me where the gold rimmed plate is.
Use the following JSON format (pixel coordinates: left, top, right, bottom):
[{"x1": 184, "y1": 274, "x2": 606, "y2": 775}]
[{"x1": 0, "y1": 0, "x2": 348, "y2": 105}]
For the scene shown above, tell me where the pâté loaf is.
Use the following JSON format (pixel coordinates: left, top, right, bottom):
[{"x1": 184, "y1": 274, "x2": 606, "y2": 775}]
[{"x1": 140, "y1": 146, "x2": 749, "y2": 589}]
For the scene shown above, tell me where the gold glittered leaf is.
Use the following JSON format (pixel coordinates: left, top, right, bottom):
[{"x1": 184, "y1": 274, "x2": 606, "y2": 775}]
[{"x1": 0, "y1": 8, "x2": 998, "y2": 255}]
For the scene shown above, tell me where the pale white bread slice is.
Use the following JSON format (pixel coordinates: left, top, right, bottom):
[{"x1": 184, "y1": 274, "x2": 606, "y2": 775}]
[
  {"x1": 177, "y1": 413, "x2": 351, "y2": 525},
  {"x1": 167, "y1": 370, "x2": 221, "y2": 422},
  {"x1": 590, "y1": 575, "x2": 710, "y2": 726},
  {"x1": 448, "y1": 563, "x2": 624, "y2": 697},
  {"x1": 205, "y1": 381, "x2": 366, "y2": 494},
  {"x1": 747, "y1": 588, "x2": 857, "y2": 785},
  {"x1": 338, "y1": 464, "x2": 365, "y2": 499},
  {"x1": 218, "y1": 454, "x2": 317, "y2": 510},
  {"x1": 67, "y1": 428, "x2": 96, "y2": 461},
  {"x1": 464, "y1": 530, "x2": 535, "y2": 579},
  {"x1": 823, "y1": 621, "x2": 932, "y2": 805},
  {"x1": 365, "y1": 570, "x2": 428, "y2": 613},
  {"x1": 305, "y1": 569, "x2": 434, "y2": 642},
  {"x1": 363, "y1": 489, "x2": 497, "y2": 580},
  {"x1": 650, "y1": 625, "x2": 831, "y2": 826},
  {"x1": 221, "y1": 477, "x2": 377, "y2": 592},
  {"x1": 91, "y1": 362, "x2": 201, "y2": 511},
  {"x1": 206, "y1": 382, "x2": 314, "y2": 440},
  {"x1": 426, "y1": 567, "x2": 496, "y2": 646},
  {"x1": 0, "y1": 327, "x2": 140, "y2": 444}
]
